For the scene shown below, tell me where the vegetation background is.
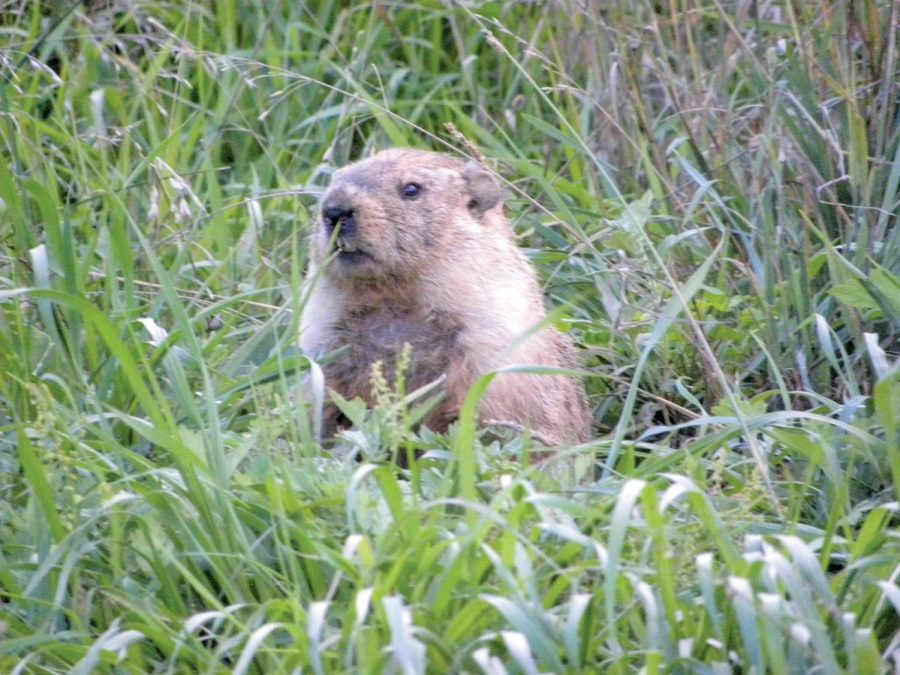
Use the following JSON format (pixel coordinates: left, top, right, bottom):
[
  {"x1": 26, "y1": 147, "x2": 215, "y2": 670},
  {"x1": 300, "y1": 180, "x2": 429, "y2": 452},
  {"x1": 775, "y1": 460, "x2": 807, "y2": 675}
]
[{"x1": 1, "y1": 0, "x2": 898, "y2": 672}]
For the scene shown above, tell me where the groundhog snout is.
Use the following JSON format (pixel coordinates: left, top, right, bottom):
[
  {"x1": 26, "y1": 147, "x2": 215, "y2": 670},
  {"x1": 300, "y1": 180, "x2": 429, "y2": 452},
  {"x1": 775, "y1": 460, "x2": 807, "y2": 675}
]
[
  {"x1": 322, "y1": 204, "x2": 354, "y2": 233},
  {"x1": 321, "y1": 203, "x2": 359, "y2": 248}
]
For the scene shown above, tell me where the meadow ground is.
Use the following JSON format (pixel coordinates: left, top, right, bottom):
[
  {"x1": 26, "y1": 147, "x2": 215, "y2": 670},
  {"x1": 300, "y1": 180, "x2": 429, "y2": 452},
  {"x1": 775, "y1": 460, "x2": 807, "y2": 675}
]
[{"x1": 1, "y1": 1, "x2": 898, "y2": 672}]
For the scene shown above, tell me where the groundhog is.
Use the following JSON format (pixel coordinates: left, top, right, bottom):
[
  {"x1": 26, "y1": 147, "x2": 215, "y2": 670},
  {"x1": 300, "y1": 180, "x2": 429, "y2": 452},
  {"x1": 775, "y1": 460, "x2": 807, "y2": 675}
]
[{"x1": 300, "y1": 149, "x2": 591, "y2": 446}]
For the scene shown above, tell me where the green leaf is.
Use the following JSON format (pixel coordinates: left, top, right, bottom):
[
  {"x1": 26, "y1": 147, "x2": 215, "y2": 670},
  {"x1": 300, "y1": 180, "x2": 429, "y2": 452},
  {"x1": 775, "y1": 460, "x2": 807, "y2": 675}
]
[{"x1": 830, "y1": 280, "x2": 878, "y2": 310}]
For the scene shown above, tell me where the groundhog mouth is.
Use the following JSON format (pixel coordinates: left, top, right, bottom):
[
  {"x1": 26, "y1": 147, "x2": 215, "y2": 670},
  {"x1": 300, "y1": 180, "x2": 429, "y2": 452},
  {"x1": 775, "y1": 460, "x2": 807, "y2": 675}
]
[
  {"x1": 329, "y1": 236, "x2": 372, "y2": 266},
  {"x1": 322, "y1": 214, "x2": 368, "y2": 263},
  {"x1": 334, "y1": 248, "x2": 371, "y2": 265},
  {"x1": 334, "y1": 233, "x2": 358, "y2": 254}
]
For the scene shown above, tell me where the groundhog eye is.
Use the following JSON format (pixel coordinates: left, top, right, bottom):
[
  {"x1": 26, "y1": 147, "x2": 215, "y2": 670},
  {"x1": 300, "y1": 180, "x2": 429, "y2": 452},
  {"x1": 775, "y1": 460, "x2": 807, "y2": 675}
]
[{"x1": 401, "y1": 183, "x2": 422, "y2": 199}]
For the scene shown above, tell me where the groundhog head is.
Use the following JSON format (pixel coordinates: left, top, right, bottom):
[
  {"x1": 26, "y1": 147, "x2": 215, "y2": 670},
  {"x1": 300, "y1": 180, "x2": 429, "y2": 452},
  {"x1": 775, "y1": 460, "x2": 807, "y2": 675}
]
[{"x1": 313, "y1": 149, "x2": 503, "y2": 280}]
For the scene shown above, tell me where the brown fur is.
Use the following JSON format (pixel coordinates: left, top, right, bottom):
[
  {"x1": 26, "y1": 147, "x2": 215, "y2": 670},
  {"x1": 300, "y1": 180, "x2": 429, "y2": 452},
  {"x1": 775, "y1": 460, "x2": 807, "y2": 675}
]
[{"x1": 300, "y1": 149, "x2": 591, "y2": 445}]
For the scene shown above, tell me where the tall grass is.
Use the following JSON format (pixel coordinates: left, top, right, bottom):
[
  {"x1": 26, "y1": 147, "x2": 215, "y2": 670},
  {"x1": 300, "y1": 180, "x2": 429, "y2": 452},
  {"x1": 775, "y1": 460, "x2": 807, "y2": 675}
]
[{"x1": 1, "y1": 1, "x2": 898, "y2": 672}]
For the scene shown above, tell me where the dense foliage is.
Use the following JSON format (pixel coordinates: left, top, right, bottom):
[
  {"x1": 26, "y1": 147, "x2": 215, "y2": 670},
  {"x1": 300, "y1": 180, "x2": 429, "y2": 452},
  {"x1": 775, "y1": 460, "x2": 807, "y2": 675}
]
[{"x1": 1, "y1": 1, "x2": 898, "y2": 672}]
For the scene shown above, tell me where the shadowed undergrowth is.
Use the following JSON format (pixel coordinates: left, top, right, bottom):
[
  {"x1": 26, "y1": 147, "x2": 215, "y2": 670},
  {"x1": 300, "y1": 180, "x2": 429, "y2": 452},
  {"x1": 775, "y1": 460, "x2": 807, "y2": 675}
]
[{"x1": 1, "y1": 1, "x2": 898, "y2": 672}]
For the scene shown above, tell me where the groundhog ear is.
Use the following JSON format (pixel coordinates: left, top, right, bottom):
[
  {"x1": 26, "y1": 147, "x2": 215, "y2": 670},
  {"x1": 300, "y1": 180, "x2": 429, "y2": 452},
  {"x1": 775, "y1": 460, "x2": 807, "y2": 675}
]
[{"x1": 462, "y1": 163, "x2": 502, "y2": 215}]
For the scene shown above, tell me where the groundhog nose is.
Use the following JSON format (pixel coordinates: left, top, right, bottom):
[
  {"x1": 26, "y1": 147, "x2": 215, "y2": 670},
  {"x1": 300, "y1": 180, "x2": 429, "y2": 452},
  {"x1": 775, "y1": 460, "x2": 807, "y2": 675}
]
[{"x1": 322, "y1": 205, "x2": 353, "y2": 230}]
